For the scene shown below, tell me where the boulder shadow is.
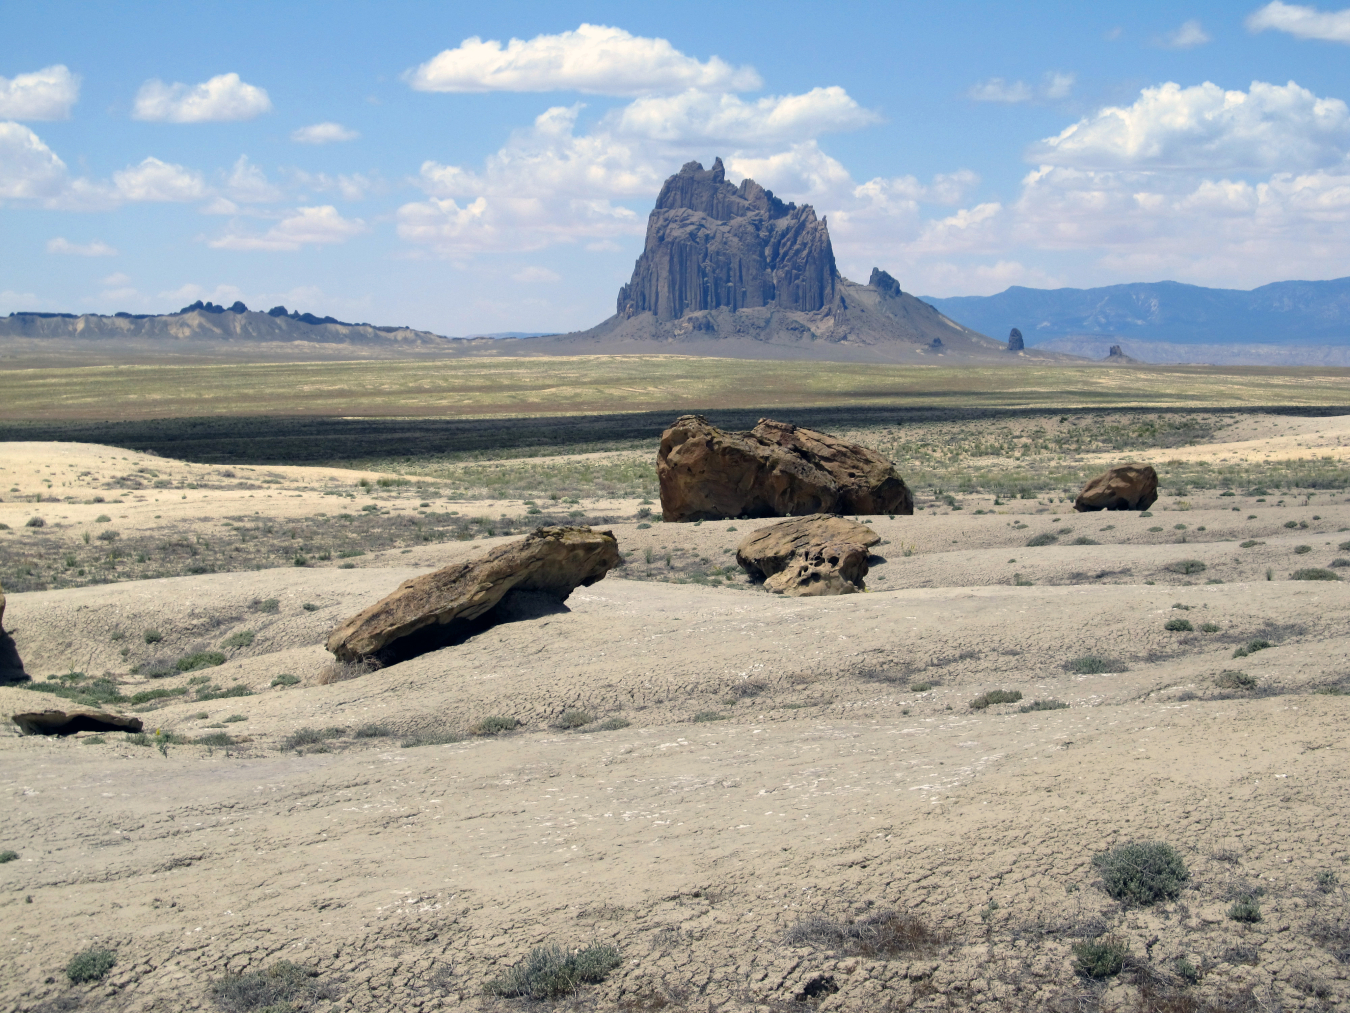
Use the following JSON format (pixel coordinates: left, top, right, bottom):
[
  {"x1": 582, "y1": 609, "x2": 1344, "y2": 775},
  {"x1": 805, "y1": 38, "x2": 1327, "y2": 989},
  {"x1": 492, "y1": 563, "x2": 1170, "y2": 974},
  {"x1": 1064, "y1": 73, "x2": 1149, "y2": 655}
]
[
  {"x1": 373, "y1": 591, "x2": 572, "y2": 667},
  {"x1": 0, "y1": 631, "x2": 28, "y2": 684}
]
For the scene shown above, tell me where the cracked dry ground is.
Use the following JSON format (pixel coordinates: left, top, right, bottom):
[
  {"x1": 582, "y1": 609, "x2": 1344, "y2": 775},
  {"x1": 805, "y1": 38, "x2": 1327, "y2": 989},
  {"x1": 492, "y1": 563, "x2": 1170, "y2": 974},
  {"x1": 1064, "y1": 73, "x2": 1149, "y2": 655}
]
[{"x1": 2, "y1": 563, "x2": 1349, "y2": 1011}]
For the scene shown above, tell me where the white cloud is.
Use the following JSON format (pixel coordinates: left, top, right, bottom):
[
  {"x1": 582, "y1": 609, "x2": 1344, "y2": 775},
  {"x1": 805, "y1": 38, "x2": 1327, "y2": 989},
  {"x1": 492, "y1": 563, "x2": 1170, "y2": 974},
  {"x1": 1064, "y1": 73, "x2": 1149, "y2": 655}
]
[
  {"x1": 225, "y1": 155, "x2": 282, "y2": 203},
  {"x1": 112, "y1": 157, "x2": 207, "y2": 201},
  {"x1": 291, "y1": 121, "x2": 360, "y2": 144},
  {"x1": 407, "y1": 23, "x2": 760, "y2": 95},
  {"x1": 1158, "y1": 19, "x2": 1212, "y2": 49},
  {"x1": 133, "y1": 73, "x2": 272, "y2": 123},
  {"x1": 102, "y1": 272, "x2": 132, "y2": 286},
  {"x1": 47, "y1": 237, "x2": 117, "y2": 256},
  {"x1": 209, "y1": 205, "x2": 366, "y2": 251},
  {"x1": 611, "y1": 86, "x2": 878, "y2": 144},
  {"x1": 1247, "y1": 2, "x2": 1350, "y2": 42},
  {"x1": 1030, "y1": 79, "x2": 1350, "y2": 170},
  {"x1": 290, "y1": 169, "x2": 376, "y2": 200},
  {"x1": 0, "y1": 121, "x2": 69, "y2": 199},
  {"x1": 512, "y1": 266, "x2": 561, "y2": 283},
  {"x1": 0, "y1": 65, "x2": 80, "y2": 120},
  {"x1": 968, "y1": 72, "x2": 1075, "y2": 104}
]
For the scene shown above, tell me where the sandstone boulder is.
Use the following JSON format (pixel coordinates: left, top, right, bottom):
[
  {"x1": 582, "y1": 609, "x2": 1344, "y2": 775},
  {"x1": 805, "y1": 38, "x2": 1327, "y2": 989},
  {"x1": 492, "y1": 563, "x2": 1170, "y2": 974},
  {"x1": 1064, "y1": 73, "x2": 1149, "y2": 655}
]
[
  {"x1": 658, "y1": 415, "x2": 913, "y2": 522},
  {"x1": 737, "y1": 515, "x2": 879, "y2": 596},
  {"x1": 327, "y1": 526, "x2": 620, "y2": 661},
  {"x1": 1073, "y1": 465, "x2": 1159, "y2": 512}
]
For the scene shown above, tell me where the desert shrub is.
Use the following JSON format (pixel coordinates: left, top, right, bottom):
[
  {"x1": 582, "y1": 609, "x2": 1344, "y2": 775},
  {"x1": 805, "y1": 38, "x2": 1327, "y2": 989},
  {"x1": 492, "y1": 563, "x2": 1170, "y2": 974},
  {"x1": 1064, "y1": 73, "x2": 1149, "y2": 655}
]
[
  {"x1": 1072, "y1": 935, "x2": 1128, "y2": 978},
  {"x1": 224, "y1": 714, "x2": 247, "y2": 723},
  {"x1": 1240, "y1": 539, "x2": 1261, "y2": 548},
  {"x1": 1233, "y1": 639, "x2": 1273, "y2": 658},
  {"x1": 910, "y1": 681, "x2": 933, "y2": 692},
  {"x1": 400, "y1": 729, "x2": 465, "y2": 748},
  {"x1": 691, "y1": 711, "x2": 728, "y2": 722},
  {"x1": 472, "y1": 715, "x2": 519, "y2": 736},
  {"x1": 1019, "y1": 699, "x2": 1068, "y2": 712},
  {"x1": 177, "y1": 651, "x2": 226, "y2": 672},
  {"x1": 1168, "y1": 559, "x2": 1207, "y2": 575},
  {"x1": 222, "y1": 630, "x2": 255, "y2": 648},
  {"x1": 1331, "y1": 558, "x2": 1350, "y2": 567},
  {"x1": 253, "y1": 598, "x2": 280, "y2": 613},
  {"x1": 0, "y1": 849, "x2": 17, "y2": 863},
  {"x1": 1026, "y1": 531, "x2": 1059, "y2": 547},
  {"x1": 25, "y1": 516, "x2": 45, "y2": 528},
  {"x1": 270, "y1": 673, "x2": 300, "y2": 687},
  {"x1": 1164, "y1": 618, "x2": 1194, "y2": 632},
  {"x1": 1228, "y1": 895, "x2": 1262, "y2": 923},
  {"x1": 970, "y1": 689, "x2": 1022, "y2": 710},
  {"x1": 66, "y1": 947, "x2": 117, "y2": 983},
  {"x1": 128, "y1": 687, "x2": 187, "y2": 705},
  {"x1": 1066, "y1": 655, "x2": 1128, "y2": 674},
  {"x1": 1294, "y1": 544, "x2": 1312, "y2": 554},
  {"x1": 196, "y1": 732, "x2": 234, "y2": 747},
  {"x1": 354, "y1": 723, "x2": 392, "y2": 738},
  {"x1": 1072, "y1": 536, "x2": 1099, "y2": 545},
  {"x1": 144, "y1": 629, "x2": 164, "y2": 644},
  {"x1": 1092, "y1": 841, "x2": 1189, "y2": 905},
  {"x1": 1199, "y1": 622, "x2": 1221, "y2": 633},
  {"x1": 302, "y1": 602, "x2": 319, "y2": 611},
  {"x1": 315, "y1": 658, "x2": 380, "y2": 685},
  {"x1": 1215, "y1": 671, "x2": 1256, "y2": 690},
  {"x1": 282, "y1": 727, "x2": 344, "y2": 751},
  {"x1": 484, "y1": 943, "x2": 621, "y2": 1000},
  {"x1": 211, "y1": 960, "x2": 333, "y2": 1012},
  {"x1": 582, "y1": 717, "x2": 630, "y2": 733},
  {"x1": 1292, "y1": 567, "x2": 1340, "y2": 581},
  {"x1": 1284, "y1": 520, "x2": 1298, "y2": 529},
  {"x1": 1314, "y1": 870, "x2": 1339, "y2": 892},
  {"x1": 196, "y1": 683, "x2": 252, "y2": 701},
  {"x1": 784, "y1": 909, "x2": 941, "y2": 957},
  {"x1": 556, "y1": 709, "x2": 593, "y2": 729}
]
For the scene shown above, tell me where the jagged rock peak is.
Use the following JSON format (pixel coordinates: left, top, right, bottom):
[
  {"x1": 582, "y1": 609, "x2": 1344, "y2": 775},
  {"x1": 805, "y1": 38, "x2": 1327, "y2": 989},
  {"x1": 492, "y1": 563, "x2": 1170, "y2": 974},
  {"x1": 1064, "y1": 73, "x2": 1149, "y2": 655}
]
[
  {"x1": 617, "y1": 158, "x2": 838, "y2": 321},
  {"x1": 868, "y1": 268, "x2": 903, "y2": 297},
  {"x1": 1007, "y1": 327, "x2": 1024, "y2": 352}
]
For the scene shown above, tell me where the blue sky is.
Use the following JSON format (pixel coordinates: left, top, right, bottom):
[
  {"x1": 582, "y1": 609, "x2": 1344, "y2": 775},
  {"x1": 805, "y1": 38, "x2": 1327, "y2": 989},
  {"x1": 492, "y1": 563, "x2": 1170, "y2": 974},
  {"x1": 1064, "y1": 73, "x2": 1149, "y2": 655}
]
[{"x1": 4, "y1": 0, "x2": 1350, "y2": 334}]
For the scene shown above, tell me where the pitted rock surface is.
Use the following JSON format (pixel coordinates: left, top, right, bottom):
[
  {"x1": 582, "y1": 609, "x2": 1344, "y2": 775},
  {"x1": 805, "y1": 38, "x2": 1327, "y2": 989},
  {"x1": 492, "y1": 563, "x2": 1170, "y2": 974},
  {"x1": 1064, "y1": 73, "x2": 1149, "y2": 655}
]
[
  {"x1": 738, "y1": 515, "x2": 880, "y2": 596},
  {"x1": 1073, "y1": 464, "x2": 1159, "y2": 512},
  {"x1": 326, "y1": 526, "x2": 620, "y2": 661},
  {"x1": 658, "y1": 415, "x2": 913, "y2": 522}
]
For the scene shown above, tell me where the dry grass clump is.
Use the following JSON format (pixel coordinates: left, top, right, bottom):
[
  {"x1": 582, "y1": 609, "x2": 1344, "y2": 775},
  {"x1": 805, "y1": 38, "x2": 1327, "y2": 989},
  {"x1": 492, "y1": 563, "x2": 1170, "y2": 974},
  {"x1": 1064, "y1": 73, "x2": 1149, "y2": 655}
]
[
  {"x1": 1019, "y1": 699, "x2": 1068, "y2": 712},
  {"x1": 1214, "y1": 671, "x2": 1256, "y2": 690},
  {"x1": 581, "y1": 716, "x2": 631, "y2": 733},
  {"x1": 472, "y1": 715, "x2": 519, "y2": 736},
  {"x1": 316, "y1": 658, "x2": 382, "y2": 684},
  {"x1": 970, "y1": 689, "x2": 1022, "y2": 710},
  {"x1": 1292, "y1": 567, "x2": 1341, "y2": 581},
  {"x1": 1065, "y1": 655, "x2": 1128, "y2": 674},
  {"x1": 281, "y1": 726, "x2": 345, "y2": 751},
  {"x1": 784, "y1": 909, "x2": 944, "y2": 958},
  {"x1": 555, "y1": 709, "x2": 593, "y2": 729},
  {"x1": 482, "y1": 943, "x2": 621, "y2": 1000},
  {"x1": 1071, "y1": 934, "x2": 1127, "y2": 978},
  {"x1": 210, "y1": 960, "x2": 336, "y2": 1012}
]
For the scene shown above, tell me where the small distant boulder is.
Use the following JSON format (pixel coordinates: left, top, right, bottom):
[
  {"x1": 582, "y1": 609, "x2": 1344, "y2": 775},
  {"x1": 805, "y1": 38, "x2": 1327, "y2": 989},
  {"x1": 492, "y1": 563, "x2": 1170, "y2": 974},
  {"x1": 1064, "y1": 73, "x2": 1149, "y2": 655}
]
[
  {"x1": 1007, "y1": 328, "x2": 1024, "y2": 352},
  {"x1": 737, "y1": 515, "x2": 880, "y2": 596},
  {"x1": 1073, "y1": 464, "x2": 1159, "y2": 512},
  {"x1": 929, "y1": 337, "x2": 944, "y2": 349},
  {"x1": 326, "y1": 526, "x2": 620, "y2": 661},
  {"x1": 658, "y1": 415, "x2": 913, "y2": 522}
]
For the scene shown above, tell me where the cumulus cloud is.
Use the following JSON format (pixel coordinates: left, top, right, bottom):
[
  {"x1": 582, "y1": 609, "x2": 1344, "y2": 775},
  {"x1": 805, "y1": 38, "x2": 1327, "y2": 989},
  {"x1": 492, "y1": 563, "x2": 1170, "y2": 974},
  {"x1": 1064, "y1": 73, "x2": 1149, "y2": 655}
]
[
  {"x1": 407, "y1": 23, "x2": 760, "y2": 95},
  {"x1": 291, "y1": 121, "x2": 360, "y2": 144},
  {"x1": 0, "y1": 121, "x2": 69, "y2": 199},
  {"x1": 1158, "y1": 19, "x2": 1212, "y2": 49},
  {"x1": 1030, "y1": 79, "x2": 1350, "y2": 170},
  {"x1": 968, "y1": 72, "x2": 1075, "y2": 104},
  {"x1": 224, "y1": 156, "x2": 282, "y2": 203},
  {"x1": 112, "y1": 157, "x2": 208, "y2": 201},
  {"x1": 1247, "y1": 2, "x2": 1350, "y2": 42},
  {"x1": 209, "y1": 205, "x2": 366, "y2": 251},
  {"x1": 0, "y1": 65, "x2": 80, "y2": 120},
  {"x1": 47, "y1": 237, "x2": 117, "y2": 256},
  {"x1": 290, "y1": 169, "x2": 376, "y2": 200},
  {"x1": 512, "y1": 266, "x2": 561, "y2": 283},
  {"x1": 133, "y1": 73, "x2": 272, "y2": 123},
  {"x1": 611, "y1": 86, "x2": 878, "y2": 144}
]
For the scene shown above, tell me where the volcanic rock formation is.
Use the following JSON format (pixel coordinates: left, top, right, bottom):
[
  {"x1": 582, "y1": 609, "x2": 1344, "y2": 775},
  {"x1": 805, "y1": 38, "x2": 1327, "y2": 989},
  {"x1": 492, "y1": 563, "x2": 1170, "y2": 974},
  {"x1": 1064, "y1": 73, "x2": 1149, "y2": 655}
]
[
  {"x1": 1008, "y1": 328, "x2": 1024, "y2": 351},
  {"x1": 1073, "y1": 465, "x2": 1159, "y2": 512},
  {"x1": 327, "y1": 526, "x2": 620, "y2": 661},
  {"x1": 558, "y1": 160, "x2": 1035, "y2": 361},
  {"x1": 658, "y1": 415, "x2": 913, "y2": 522}
]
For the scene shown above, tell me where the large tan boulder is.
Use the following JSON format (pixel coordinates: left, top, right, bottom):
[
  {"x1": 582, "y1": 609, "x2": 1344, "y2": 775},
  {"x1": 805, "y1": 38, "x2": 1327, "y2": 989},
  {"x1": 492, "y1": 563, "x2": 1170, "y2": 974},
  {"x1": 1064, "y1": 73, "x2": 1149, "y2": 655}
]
[
  {"x1": 1073, "y1": 464, "x2": 1159, "y2": 512},
  {"x1": 326, "y1": 526, "x2": 620, "y2": 661},
  {"x1": 737, "y1": 515, "x2": 880, "y2": 596},
  {"x1": 657, "y1": 415, "x2": 913, "y2": 522}
]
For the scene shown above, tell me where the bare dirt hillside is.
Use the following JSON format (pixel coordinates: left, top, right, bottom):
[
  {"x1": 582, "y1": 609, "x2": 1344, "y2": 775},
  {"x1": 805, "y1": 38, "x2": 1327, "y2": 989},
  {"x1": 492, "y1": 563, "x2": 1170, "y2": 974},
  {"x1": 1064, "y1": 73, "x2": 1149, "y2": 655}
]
[{"x1": 1, "y1": 436, "x2": 1348, "y2": 1013}]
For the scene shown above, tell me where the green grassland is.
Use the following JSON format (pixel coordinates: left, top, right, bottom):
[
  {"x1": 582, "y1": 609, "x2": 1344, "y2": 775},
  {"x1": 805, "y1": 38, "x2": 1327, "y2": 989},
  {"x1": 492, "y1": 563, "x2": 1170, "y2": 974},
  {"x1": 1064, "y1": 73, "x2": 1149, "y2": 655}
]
[{"x1": 3, "y1": 355, "x2": 1349, "y2": 422}]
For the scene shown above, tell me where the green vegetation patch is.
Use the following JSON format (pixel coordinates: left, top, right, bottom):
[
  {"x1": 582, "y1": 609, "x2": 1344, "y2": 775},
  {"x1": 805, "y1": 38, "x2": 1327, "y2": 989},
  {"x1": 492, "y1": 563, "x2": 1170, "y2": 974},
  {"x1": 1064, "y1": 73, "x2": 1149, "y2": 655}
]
[
  {"x1": 1072, "y1": 936, "x2": 1128, "y2": 978},
  {"x1": 556, "y1": 709, "x2": 593, "y2": 729},
  {"x1": 210, "y1": 960, "x2": 333, "y2": 1012},
  {"x1": 472, "y1": 715, "x2": 519, "y2": 736},
  {"x1": 1019, "y1": 699, "x2": 1068, "y2": 712},
  {"x1": 177, "y1": 650, "x2": 226, "y2": 672},
  {"x1": 1168, "y1": 559, "x2": 1207, "y2": 575},
  {"x1": 1292, "y1": 567, "x2": 1340, "y2": 581},
  {"x1": 1164, "y1": 618, "x2": 1194, "y2": 632},
  {"x1": 0, "y1": 849, "x2": 18, "y2": 863},
  {"x1": 222, "y1": 630, "x2": 255, "y2": 648},
  {"x1": 66, "y1": 948, "x2": 117, "y2": 983},
  {"x1": 483, "y1": 943, "x2": 621, "y2": 1000},
  {"x1": 581, "y1": 717, "x2": 631, "y2": 733},
  {"x1": 1065, "y1": 655, "x2": 1128, "y2": 675},
  {"x1": 970, "y1": 689, "x2": 1022, "y2": 710},
  {"x1": 1092, "y1": 841, "x2": 1189, "y2": 905}
]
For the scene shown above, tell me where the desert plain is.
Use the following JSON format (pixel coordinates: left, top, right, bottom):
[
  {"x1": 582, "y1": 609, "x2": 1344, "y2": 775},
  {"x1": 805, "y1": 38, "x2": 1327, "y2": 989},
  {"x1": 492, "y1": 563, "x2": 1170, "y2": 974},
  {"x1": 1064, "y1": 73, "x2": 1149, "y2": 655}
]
[{"x1": 1, "y1": 366, "x2": 1348, "y2": 1013}]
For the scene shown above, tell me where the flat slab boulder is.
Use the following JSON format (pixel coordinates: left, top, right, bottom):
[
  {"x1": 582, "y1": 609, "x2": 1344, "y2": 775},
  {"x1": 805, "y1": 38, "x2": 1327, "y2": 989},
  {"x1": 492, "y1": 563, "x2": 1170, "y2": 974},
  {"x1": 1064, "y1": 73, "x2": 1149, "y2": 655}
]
[
  {"x1": 326, "y1": 526, "x2": 620, "y2": 661},
  {"x1": 658, "y1": 415, "x2": 913, "y2": 522},
  {"x1": 738, "y1": 515, "x2": 880, "y2": 596},
  {"x1": 1074, "y1": 464, "x2": 1159, "y2": 512}
]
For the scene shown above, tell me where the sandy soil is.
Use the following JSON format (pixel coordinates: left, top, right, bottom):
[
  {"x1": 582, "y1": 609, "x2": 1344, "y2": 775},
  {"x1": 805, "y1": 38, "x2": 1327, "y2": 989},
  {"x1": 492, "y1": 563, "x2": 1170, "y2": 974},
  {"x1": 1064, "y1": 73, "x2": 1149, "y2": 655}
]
[{"x1": 1, "y1": 437, "x2": 1348, "y2": 1013}]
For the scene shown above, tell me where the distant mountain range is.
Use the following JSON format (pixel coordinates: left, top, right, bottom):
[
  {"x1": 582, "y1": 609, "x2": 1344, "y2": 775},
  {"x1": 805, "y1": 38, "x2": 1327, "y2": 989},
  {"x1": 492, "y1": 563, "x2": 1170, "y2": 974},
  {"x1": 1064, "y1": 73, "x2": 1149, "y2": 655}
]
[{"x1": 922, "y1": 277, "x2": 1350, "y2": 348}]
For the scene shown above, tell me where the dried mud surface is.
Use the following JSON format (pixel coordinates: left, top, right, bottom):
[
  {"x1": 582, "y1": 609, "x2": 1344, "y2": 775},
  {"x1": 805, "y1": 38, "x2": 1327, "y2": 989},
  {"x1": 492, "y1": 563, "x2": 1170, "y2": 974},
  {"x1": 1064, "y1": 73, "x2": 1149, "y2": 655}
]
[{"x1": 1, "y1": 432, "x2": 1348, "y2": 1013}]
